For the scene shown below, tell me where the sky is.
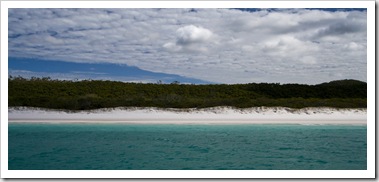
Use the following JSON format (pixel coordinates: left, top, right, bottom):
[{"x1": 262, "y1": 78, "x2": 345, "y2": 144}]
[{"x1": 8, "y1": 8, "x2": 367, "y2": 84}]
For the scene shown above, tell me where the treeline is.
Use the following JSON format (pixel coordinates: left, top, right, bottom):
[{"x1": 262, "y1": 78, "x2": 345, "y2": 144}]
[{"x1": 8, "y1": 77, "x2": 366, "y2": 110}]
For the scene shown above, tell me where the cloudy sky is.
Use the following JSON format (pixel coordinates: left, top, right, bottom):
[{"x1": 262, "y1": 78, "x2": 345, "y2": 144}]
[{"x1": 8, "y1": 8, "x2": 367, "y2": 84}]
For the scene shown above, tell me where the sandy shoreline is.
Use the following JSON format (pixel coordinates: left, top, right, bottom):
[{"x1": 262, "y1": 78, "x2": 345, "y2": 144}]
[{"x1": 8, "y1": 106, "x2": 367, "y2": 125}]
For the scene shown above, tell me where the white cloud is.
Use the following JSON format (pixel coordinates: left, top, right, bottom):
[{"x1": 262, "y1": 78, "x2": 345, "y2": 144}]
[
  {"x1": 344, "y1": 42, "x2": 364, "y2": 50},
  {"x1": 301, "y1": 56, "x2": 317, "y2": 65},
  {"x1": 163, "y1": 25, "x2": 214, "y2": 53},
  {"x1": 176, "y1": 25, "x2": 213, "y2": 45},
  {"x1": 8, "y1": 8, "x2": 367, "y2": 84}
]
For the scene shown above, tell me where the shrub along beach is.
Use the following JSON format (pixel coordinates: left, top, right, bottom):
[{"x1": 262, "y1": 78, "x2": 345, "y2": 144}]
[
  {"x1": 8, "y1": 77, "x2": 367, "y2": 125},
  {"x1": 9, "y1": 77, "x2": 366, "y2": 110}
]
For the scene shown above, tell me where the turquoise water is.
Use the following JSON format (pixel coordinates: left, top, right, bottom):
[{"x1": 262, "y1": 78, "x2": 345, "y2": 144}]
[{"x1": 8, "y1": 123, "x2": 366, "y2": 170}]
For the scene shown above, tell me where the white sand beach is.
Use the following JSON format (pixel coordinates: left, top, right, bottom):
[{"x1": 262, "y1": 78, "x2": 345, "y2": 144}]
[{"x1": 8, "y1": 106, "x2": 367, "y2": 125}]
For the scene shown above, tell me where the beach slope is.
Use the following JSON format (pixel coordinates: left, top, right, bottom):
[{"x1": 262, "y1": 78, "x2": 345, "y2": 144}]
[{"x1": 8, "y1": 107, "x2": 367, "y2": 125}]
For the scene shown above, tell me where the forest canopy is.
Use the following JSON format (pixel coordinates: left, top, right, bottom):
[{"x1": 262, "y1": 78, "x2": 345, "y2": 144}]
[{"x1": 8, "y1": 77, "x2": 366, "y2": 110}]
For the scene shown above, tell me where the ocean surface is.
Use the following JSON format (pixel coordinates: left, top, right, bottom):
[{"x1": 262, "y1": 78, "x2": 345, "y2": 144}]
[{"x1": 8, "y1": 123, "x2": 366, "y2": 170}]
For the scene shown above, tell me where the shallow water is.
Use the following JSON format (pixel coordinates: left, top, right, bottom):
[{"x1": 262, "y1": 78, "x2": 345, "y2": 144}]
[{"x1": 8, "y1": 123, "x2": 366, "y2": 170}]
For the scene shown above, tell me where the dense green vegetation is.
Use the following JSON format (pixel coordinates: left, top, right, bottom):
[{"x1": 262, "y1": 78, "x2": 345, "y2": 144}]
[{"x1": 9, "y1": 77, "x2": 366, "y2": 110}]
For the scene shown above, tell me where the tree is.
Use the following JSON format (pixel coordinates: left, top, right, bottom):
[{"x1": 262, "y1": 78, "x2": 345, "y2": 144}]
[{"x1": 171, "y1": 81, "x2": 180, "y2": 85}]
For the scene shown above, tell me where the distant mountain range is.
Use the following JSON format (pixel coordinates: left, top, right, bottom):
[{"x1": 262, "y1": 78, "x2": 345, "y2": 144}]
[{"x1": 8, "y1": 57, "x2": 214, "y2": 84}]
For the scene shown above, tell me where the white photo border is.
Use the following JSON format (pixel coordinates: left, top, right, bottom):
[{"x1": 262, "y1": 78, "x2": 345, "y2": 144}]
[{"x1": 1, "y1": 0, "x2": 375, "y2": 179}]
